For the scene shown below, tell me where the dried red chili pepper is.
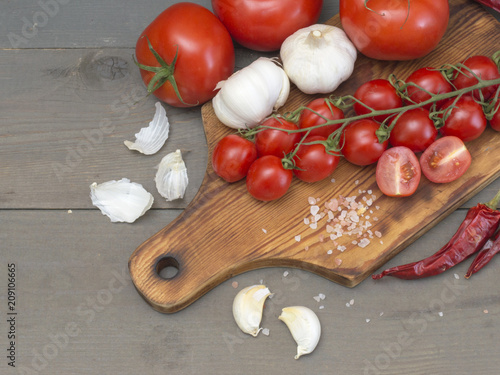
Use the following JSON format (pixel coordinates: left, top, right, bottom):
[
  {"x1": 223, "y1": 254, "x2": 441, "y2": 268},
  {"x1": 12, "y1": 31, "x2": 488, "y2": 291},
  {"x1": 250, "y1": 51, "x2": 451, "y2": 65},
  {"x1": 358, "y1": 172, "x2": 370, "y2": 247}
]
[
  {"x1": 464, "y1": 229, "x2": 500, "y2": 278},
  {"x1": 372, "y1": 189, "x2": 500, "y2": 280}
]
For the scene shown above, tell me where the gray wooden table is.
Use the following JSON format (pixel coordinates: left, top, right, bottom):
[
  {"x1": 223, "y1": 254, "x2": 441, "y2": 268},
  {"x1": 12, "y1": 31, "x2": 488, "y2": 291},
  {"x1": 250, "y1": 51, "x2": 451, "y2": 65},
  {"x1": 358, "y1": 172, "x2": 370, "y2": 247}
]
[{"x1": 1, "y1": 1, "x2": 499, "y2": 374}]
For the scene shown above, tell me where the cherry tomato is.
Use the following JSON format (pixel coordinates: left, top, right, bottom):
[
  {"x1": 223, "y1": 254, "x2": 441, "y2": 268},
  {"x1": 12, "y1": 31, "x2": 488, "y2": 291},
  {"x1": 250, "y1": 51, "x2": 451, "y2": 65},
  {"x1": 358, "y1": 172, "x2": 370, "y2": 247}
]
[
  {"x1": 292, "y1": 136, "x2": 340, "y2": 183},
  {"x1": 211, "y1": 0, "x2": 323, "y2": 51},
  {"x1": 255, "y1": 117, "x2": 301, "y2": 158},
  {"x1": 452, "y1": 55, "x2": 500, "y2": 101},
  {"x1": 353, "y1": 79, "x2": 402, "y2": 123},
  {"x1": 341, "y1": 119, "x2": 389, "y2": 166},
  {"x1": 246, "y1": 156, "x2": 293, "y2": 201},
  {"x1": 212, "y1": 135, "x2": 257, "y2": 183},
  {"x1": 339, "y1": 0, "x2": 449, "y2": 60},
  {"x1": 376, "y1": 147, "x2": 421, "y2": 197},
  {"x1": 440, "y1": 96, "x2": 487, "y2": 142},
  {"x1": 389, "y1": 108, "x2": 438, "y2": 153},
  {"x1": 405, "y1": 67, "x2": 453, "y2": 109},
  {"x1": 298, "y1": 98, "x2": 345, "y2": 138},
  {"x1": 490, "y1": 100, "x2": 500, "y2": 131},
  {"x1": 420, "y1": 136, "x2": 472, "y2": 183},
  {"x1": 135, "y1": 3, "x2": 235, "y2": 107}
]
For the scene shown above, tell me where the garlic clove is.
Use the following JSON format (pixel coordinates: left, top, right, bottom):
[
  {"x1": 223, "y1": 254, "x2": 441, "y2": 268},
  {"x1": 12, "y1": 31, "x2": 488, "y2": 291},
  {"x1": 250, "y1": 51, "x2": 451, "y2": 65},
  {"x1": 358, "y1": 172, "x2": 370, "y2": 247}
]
[
  {"x1": 232, "y1": 284, "x2": 273, "y2": 337},
  {"x1": 90, "y1": 178, "x2": 154, "y2": 223},
  {"x1": 279, "y1": 306, "x2": 321, "y2": 359},
  {"x1": 154, "y1": 149, "x2": 188, "y2": 201},
  {"x1": 124, "y1": 102, "x2": 170, "y2": 155}
]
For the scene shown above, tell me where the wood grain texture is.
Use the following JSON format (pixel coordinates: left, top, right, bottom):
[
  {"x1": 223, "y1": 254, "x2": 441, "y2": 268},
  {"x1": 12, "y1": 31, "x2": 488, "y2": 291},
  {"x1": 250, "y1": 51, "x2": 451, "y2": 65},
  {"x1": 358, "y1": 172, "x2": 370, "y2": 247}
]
[{"x1": 129, "y1": 0, "x2": 500, "y2": 313}]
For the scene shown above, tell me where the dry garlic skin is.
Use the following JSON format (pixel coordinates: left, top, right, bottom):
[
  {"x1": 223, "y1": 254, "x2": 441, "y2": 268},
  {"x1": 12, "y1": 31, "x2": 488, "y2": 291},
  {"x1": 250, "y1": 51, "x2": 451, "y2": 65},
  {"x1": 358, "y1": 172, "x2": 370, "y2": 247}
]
[
  {"x1": 279, "y1": 306, "x2": 321, "y2": 359},
  {"x1": 232, "y1": 284, "x2": 272, "y2": 337}
]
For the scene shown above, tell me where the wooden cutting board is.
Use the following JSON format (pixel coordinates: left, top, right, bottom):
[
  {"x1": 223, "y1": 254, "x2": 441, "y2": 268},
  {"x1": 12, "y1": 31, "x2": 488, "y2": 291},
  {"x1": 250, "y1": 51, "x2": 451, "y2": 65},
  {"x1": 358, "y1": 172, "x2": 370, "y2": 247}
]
[{"x1": 129, "y1": 0, "x2": 500, "y2": 313}]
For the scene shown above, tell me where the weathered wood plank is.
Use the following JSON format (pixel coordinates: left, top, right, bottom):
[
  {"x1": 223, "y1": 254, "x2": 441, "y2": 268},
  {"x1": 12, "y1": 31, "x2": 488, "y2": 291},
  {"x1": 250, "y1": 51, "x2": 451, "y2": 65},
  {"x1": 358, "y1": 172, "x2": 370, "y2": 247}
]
[
  {"x1": 0, "y1": 0, "x2": 340, "y2": 49},
  {"x1": 2, "y1": 210, "x2": 500, "y2": 374}
]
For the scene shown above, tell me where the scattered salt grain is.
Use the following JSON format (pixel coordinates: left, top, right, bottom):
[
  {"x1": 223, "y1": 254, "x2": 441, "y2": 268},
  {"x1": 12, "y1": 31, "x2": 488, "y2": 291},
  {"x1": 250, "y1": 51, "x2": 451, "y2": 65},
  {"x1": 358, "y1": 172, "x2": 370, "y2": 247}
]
[
  {"x1": 454, "y1": 273, "x2": 459, "y2": 280},
  {"x1": 330, "y1": 178, "x2": 336, "y2": 183},
  {"x1": 327, "y1": 249, "x2": 333, "y2": 255},
  {"x1": 262, "y1": 328, "x2": 270, "y2": 336},
  {"x1": 346, "y1": 302, "x2": 351, "y2": 307},
  {"x1": 295, "y1": 235, "x2": 301, "y2": 242},
  {"x1": 319, "y1": 305, "x2": 325, "y2": 310},
  {"x1": 438, "y1": 312, "x2": 444, "y2": 317},
  {"x1": 310, "y1": 205, "x2": 320, "y2": 216},
  {"x1": 358, "y1": 238, "x2": 371, "y2": 248},
  {"x1": 310, "y1": 222, "x2": 318, "y2": 230},
  {"x1": 355, "y1": 180, "x2": 359, "y2": 185},
  {"x1": 335, "y1": 258, "x2": 343, "y2": 266},
  {"x1": 380, "y1": 312, "x2": 384, "y2": 317},
  {"x1": 313, "y1": 296, "x2": 321, "y2": 302},
  {"x1": 308, "y1": 197, "x2": 317, "y2": 205},
  {"x1": 484, "y1": 309, "x2": 489, "y2": 314},
  {"x1": 366, "y1": 318, "x2": 371, "y2": 323},
  {"x1": 67, "y1": 210, "x2": 72, "y2": 214},
  {"x1": 262, "y1": 228, "x2": 267, "y2": 234},
  {"x1": 283, "y1": 271, "x2": 289, "y2": 277},
  {"x1": 232, "y1": 281, "x2": 239, "y2": 288},
  {"x1": 319, "y1": 293, "x2": 326, "y2": 300},
  {"x1": 374, "y1": 231, "x2": 382, "y2": 238},
  {"x1": 349, "y1": 299, "x2": 354, "y2": 305}
]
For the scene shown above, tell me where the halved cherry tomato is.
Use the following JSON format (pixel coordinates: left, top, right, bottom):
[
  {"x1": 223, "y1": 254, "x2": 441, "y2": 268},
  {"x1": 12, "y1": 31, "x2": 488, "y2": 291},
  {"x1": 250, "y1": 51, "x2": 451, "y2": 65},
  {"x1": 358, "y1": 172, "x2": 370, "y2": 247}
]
[
  {"x1": 353, "y1": 79, "x2": 402, "y2": 123},
  {"x1": 298, "y1": 98, "x2": 345, "y2": 138},
  {"x1": 212, "y1": 135, "x2": 257, "y2": 182},
  {"x1": 246, "y1": 155, "x2": 293, "y2": 201},
  {"x1": 341, "y1": 119, "x2": 389, "y2": 166},
  {"x1": 376, "y1": 147, "x2": 421, "y2": 197},
  {"x1": 419, "y1": 136, "x2": 472, "y2": 183},
  {"x1": 405, "y1": 67, "x2": 453, "y2": 109},
  {"x1": 389, "y1": 108, "x2": 438, "y2": 153},
  {"x1": 255, "y1": 117, "x2": 301, "y2": 158},
  {"x1": 439, "y1": 96, "x2": 487, "y2": 142},
  {"x1": 292, "y1": 136, "x2": 340, "y2": 183},
  {"x1": 452, "y1": 55, "x2": 500, "y2": 100}
]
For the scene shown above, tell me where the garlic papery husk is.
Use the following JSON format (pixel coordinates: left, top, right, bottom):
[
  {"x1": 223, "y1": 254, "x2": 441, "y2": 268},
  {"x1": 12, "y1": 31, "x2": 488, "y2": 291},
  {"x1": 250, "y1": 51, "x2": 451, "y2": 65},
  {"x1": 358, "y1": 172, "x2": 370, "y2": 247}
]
[
  {"x1": 279, "y1": 306, "x2": 321, "y2": 359},
  {"x1": 155, "y1": 149, "x2": 188, "y2": 201},
  {"x1": 90, "y1": 178, "x2": 154, "y2": 223},
  {"x1": 212, "y1": 57, "x2": 290, "y2": 129},
  {"x1": 233, "y1": 285, "x2": 273, "y2": 337},
  {"x1": 280, "y1": 24, "x2": 357, "y2": 95},
  {"x1": 124, "y1": 102, "x2": 170, "y2": 155}
]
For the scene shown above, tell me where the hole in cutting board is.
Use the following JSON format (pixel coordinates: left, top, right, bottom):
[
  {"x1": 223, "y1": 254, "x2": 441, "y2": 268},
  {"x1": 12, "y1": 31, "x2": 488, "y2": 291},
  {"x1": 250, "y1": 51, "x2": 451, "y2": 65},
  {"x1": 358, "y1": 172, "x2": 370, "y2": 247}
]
[{"x1": 156, "y1": 256, "x2": 179, "y2": 280}]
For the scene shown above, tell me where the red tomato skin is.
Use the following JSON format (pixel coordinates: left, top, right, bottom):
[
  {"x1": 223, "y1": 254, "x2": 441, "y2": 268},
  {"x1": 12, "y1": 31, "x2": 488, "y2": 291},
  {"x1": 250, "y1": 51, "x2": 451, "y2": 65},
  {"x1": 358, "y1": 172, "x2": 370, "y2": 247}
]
[
  {"x1": 440, "y1": 96, "x2": 487, "y2": 142},
  {"x1": 339, "y1": 0, "x2": 449, "y2": 61},
  {"x1": 212, "y1": 135, "x2": 257, "y2": 183},
  {"x1": 341, "y1": 119, "x2": 389, "y2": 166},
  {"x1": 353, "y1": 79, "x2": 402, "y2": 123},
  {"x1": 452, "y1": 55, "x2": 500, "y2": 101},
  {"x1": 419, "y1": 136, "x2": 472, "y2": 183},
  {"x1": 255, "y1": 118, "x2": 301, "y2": 158},
  {"x1": 376, "y1": 147, "x2": 421, "y2": 197},
  {"x1": 298, "y1": 98, "x2": 345, "y2": 138},
  {"x1": 212, "y1": 0, "x2": 323, "y2": 51},
  {"x1": 136, "y1": 3, "x2": 235, "y2": 107},
  {"x1": 293, "y1": 136, "x2": 340, "y2": 183},
  {"x1": 246, "y1": 156, "x2": 293, "y2": 201},
  {"x1": 405, "y1": 67, "x2": 453, "y2": 109},
  {"x1": 389, "y1": 108, "x2": 438, "y2": 153},
  {"x1": 490, "y1": 101, "x2": 500, "y2": 131}
]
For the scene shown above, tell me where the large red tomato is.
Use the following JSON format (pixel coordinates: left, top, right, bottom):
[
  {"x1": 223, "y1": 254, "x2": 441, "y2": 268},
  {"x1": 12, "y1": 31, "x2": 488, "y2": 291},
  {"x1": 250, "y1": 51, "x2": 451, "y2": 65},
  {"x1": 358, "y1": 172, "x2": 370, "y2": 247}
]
[
  {"x1": 211, "y1": 0, "x2": 323, "y2": 51},
  {"x1": 339, "y1": 0, "x2": 449, "y2": 60},
  {"x1": 135, "y1": 3, "x2": 235, "y2": 107}
]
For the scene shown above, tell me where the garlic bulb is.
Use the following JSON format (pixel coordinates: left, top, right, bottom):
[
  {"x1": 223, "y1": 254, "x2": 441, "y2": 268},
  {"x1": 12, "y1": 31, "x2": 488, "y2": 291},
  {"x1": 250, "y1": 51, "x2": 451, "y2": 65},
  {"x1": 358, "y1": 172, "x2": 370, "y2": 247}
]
[
  {"x1": 90, "y1": 178, "x2": 154, "y2": 223},
  {"x1": 212, "y1": 57, "x2": 290, "y2": 129},
  {"x1": 232, "y1": 285, "x2": 273, "y2": 337},
  {"x1": 279, "y1": 306, "x2": 321, "y2": 359},
  {"x1": 155, "y1": 149, "x2": 188, "y2": 201},
  {"x1": 280, "y1": 24, "x2": 357, "y2": 94},
  {"x1": 124, "y1": 102, "x2": 170, "y2": 155}
]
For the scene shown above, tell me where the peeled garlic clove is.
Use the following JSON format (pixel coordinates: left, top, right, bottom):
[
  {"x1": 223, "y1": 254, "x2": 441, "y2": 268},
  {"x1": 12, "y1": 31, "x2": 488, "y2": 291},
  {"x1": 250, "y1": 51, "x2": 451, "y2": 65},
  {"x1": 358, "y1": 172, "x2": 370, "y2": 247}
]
[
  {"x1": 124, "y1": 102, "x2": 170, "y2": 155},
  {"x1": 155, "y1": 149, "x2": 188, "y2": 201},
  {"x1": 279, "y1": 306, "x2": 321, "y2": 359},
  {"x1": 233, "y1": 285, "x2": 272, "y2": 337},
  {"x1": 90, "y1": 178, "x2": 154, "y2": 223}
]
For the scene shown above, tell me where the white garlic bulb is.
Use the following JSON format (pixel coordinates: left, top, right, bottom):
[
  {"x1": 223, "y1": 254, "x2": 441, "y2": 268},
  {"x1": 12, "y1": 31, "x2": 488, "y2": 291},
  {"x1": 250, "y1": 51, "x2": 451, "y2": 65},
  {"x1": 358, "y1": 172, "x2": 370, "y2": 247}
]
[
  {"x1": 90, "y1": 178, "x2": 154, "y2": 223},
  {"x1": 154, "y1": 149, "x2": 188, "y2": 201},
  {"x1": 232, "y1": 285, "x2": 273, "y2": 337},
  {"x1": 279, "y1": 306, "x2": 321, "y2": 359},
  {"x1": 280, "y1": 24, "x2": 357, "y2": 94},
  {"x1": 124, "y1": 102, "x2": 170, "y2": 155},
  {"x1": 212, "y1": 57, "x2": 290, "y2": 129}
]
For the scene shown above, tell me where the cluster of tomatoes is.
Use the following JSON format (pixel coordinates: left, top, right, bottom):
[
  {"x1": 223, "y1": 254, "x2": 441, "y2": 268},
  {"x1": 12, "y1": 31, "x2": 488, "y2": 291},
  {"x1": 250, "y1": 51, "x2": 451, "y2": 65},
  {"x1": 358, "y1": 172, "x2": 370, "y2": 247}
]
[{"x1": 212, "y1": 53, "x2": 500, "y2": 201}]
